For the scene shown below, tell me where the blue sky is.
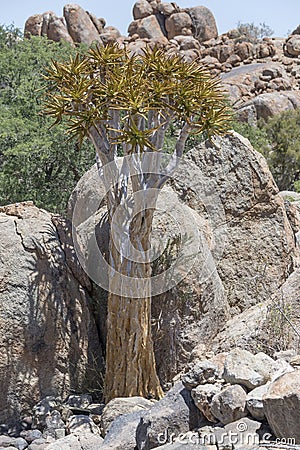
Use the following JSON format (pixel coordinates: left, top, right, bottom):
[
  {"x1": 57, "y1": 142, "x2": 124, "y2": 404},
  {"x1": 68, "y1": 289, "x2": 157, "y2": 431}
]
[{"x1": 2, "y1": 1, "x2": 300, "y2": 38}]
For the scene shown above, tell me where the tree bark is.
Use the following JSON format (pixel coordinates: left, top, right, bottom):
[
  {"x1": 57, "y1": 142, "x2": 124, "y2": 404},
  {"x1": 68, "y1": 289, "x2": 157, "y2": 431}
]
[{"x1": 104, "y1": 207, "x2": 163, "y2": 401}]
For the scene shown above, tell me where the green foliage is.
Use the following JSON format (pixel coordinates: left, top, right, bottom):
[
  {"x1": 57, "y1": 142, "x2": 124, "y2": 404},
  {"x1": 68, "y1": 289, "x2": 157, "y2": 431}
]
[
  {"x1": 235, "y1": 22, "x2": 274, "y2": 43},
  {"x1": 233, "y1": 110, "x2": 300, "y2": 191},
  {"x1": 261, "y1": 110, "x2": 300, "y2": 190},
  {"x1": 294, "y1": 180, "x2": 300, "y2": 193},
  {"x1": 0, "y1": 26, "x2": 94, "y2": 213},
  {"x1": 44, "y1": 43, "x2": 232, "y2": 154}
]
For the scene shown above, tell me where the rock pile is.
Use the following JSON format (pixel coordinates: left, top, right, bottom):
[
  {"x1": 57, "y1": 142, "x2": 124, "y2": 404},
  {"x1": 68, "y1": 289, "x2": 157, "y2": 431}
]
[
  {"x1": 0, "y1": 348, "x2": 299, "y2": 449},
  {"x1": 24, "y1": 2, "x2": 300, "y2": 121},
  {"x1": 24, "y1": 4, "x2": 120, "y2": 46}
]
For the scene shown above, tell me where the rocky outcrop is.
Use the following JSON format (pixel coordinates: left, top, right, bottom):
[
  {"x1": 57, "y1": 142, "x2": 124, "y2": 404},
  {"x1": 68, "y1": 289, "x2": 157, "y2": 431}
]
[
  {"x1": 24, "y1": 3, "x2": 118, "y2": 46},
  {"x1": 0, "y1": 202, "x2": 103, "y2": 425},
  {"x1": 24, "y1": 3, "x2": 300, "y2": 121},
  {"x1": 68, "y1": 133, "x2": 298, "y2": 385}
]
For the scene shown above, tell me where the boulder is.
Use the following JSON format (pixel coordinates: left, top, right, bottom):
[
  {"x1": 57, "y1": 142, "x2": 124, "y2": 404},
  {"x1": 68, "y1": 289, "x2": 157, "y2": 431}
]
[
  {"x1": 191, "y1": 383, "x2": 222, "y2": 422},
  {"x1": 135, "y1": 381, "x2": 202, "y2": 449},
  {"x1": 186, "y1": 6, "x2": 218, "y2": 43},
  {"x1": 241, "y1": 91, "x2": 300, "y2": 121},
  {"x1": 133, "y1": 0, "x2": 154, "y2": 20},
  {"x1": 174, "y1": 133, "x2": 296, "y2": 313},
  {"x1": 210, "y1": 385, "x2": 248, "y2": 425},
  {"x1": 0, "y1": 202, "x2": 103, "y2": 425},
  {"x1": 24, "y1": 14, "x2": 43, "y2": 38},
  {"x1": 173, "y1": 35, "x2": 200, "y2": 51},
  {"x1": 128, "y1": 15, "x2": 165, "y2": 39},
  {"x1": 246, "y1": 383, "x2": 269, "y2": 420},
  {"x1": 165, "y1": 12, "x2": 192, "y2": 39},
  {"x1": 157, "y1": 2, "x2": 176, "y2": 16},
  {"x1": 99, "y1": 26, "x2": 121, "y2": 45},
  {"x1": 100, "y1": 410, "x2": 145, "y2": 450},
  {"x1": 263, "y1": 370, "x2": 300, "y2": 443},
  {"x1": 285, "y1": 34, "x2": 300, "y2": 56},
  {"x1": 47, "y1": 15, "x2": 74, "y2": 44},
  {"x1": 234, "y1": 42, "x2": 254, "y2": 61},
  {"x1": 63, "y1": 4, "x2": 102, "y2": 45},
  {"x1": 100, "y1": 397, "x2": 154, "y2": 436},
  {"x1": 222, "y1": 349, "x2": 276, "y2": 389}
]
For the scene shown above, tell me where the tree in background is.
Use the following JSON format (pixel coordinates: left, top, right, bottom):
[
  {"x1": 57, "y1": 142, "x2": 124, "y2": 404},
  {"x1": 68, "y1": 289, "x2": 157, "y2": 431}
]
[
  {"x1": 235, "y1": 22, "x2": 274, "y2": 43},
  {"x1": 0, "y1": 26, "x2": 94, "y2": 212},
  {"x1": 44, "y1": 43, "x2": 231, "y2": 401},
  {"x1": 234, "y1": 110, "x2": 300, "y2": 191}
]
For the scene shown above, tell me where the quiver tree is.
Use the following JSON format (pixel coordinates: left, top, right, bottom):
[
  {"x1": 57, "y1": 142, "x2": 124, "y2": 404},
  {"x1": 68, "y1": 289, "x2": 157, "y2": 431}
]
[{"x1": 44, "y1": 44, "x2": 231, "y2": 401}]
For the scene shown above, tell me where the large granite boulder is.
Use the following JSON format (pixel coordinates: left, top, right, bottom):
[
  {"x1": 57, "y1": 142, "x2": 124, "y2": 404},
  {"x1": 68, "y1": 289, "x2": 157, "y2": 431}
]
[
  {"x1": 24, "y1": 14, "x2": 44, "y2": 38},
  {"x1": 128, "y1": 15, "x2": 165, "y2": 40},
  {"x1": 165, "y1": 12, "x2": 193, "y2": 40},
  {"x1": 133, "y1": 0, "x2": 154, "y2": 20},
  {"x1": 63, "y1": 4, "x2": 102, "y2": 45},
  {"x1": 186, "y1": 6, "x2": 218, "y2": 43},
  {"x1": 0, "y1": 202, "x2": 103, "y2": 426},
  {"x1": 172, "y1": 133, "x2": 296, "y2": 313}
]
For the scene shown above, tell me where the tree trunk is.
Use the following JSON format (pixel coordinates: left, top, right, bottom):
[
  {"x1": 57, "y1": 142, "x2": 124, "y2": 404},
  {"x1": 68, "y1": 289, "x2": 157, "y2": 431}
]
[{"x1": 104, "y1": 207, "x2": 163, "y2": 401}]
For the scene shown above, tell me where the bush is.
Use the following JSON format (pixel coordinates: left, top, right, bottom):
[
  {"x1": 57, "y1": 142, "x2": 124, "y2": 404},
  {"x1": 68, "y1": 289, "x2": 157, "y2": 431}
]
[
  {"x1": 233, "y1": 109, "x2": 300, "y2": 191},
  {"x1": 235, "y1": 22, "x2": 274, "y2": 43}
]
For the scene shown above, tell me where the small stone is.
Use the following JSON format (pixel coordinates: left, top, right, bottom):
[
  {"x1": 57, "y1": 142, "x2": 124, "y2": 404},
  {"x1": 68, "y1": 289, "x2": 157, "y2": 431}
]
[
  {"x1": 66, "y1": 394, "x2": 93, "y2": 409},
  {"x1": 191, "y1": 383, "x2": 222, "y2": 422},
  {"x1": 246, "y1": 383, "x2": 269, "y2": 420},
  {"x1": 182, "y1": 360, "x2": 220, "y2": 390},
  {"x1": 20, "y1": 429, "x2": 42, "y2": 443}
]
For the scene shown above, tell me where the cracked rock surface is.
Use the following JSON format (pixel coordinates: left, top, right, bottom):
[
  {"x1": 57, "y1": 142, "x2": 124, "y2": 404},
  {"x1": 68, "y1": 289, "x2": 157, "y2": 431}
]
[{"x1": 0, "y1": 202, "x2": 103, "y2": 426}]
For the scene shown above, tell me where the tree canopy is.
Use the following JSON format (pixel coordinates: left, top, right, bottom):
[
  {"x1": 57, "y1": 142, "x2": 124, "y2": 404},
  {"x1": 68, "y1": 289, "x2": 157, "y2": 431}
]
[{"x1": 0, "y1": 26, "x2": 94, "y2": 213}]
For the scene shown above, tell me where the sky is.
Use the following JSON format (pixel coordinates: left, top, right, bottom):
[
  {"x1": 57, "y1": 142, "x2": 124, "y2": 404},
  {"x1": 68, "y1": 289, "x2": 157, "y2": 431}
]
[{"x1": 2, "y1": 1, "x2": 300, "y2": 38}]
